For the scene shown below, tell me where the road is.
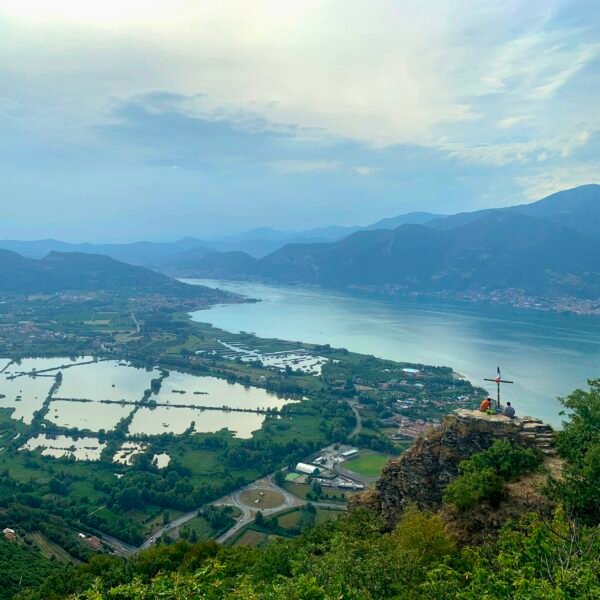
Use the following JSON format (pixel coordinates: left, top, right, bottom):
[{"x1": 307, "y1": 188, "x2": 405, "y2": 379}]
[
  {"x1": 139, "y1": 507, "x2": 202, "y2": 550},
  {"x1": 131, "y1": 313, "x2": 141, "y2": 334},
  {"x1": 348, "y1": 400, "x2": 363, "y2": 438},
  {"x1": 139, "y1": 475, "x2": 302, "y2": 550},
  {"x1": 214, "y1": 476, "x2": 305, "y2": 544},
  {"x1": 130, "y1": 472, "x2": 347, "y2": 553},
  {"x1": 0, "y1": 360, "x2": 13, "y2": 374},
  {"x1": 100, "y1": 533, "x2": 138, "y2": 556}
]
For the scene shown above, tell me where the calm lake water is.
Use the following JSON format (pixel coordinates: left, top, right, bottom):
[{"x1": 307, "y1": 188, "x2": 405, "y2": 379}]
[{"x1": 189, "y1": 280, "x2": 600, "y2": 427}]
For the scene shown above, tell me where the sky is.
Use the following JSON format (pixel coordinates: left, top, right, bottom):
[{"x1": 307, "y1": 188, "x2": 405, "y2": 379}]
[{"x1": 1, "y1": 0, "x2": 598, "y2": 242}]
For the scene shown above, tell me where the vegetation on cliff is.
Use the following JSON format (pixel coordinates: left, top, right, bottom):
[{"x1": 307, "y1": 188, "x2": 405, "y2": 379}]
[{"x1": 443, "y1": 440, "x2": 542, "y2": 511}]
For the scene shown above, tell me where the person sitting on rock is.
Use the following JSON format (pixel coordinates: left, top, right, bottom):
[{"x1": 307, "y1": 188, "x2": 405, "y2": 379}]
[
  {"x1": 503, "y1": 402, "x2": 516, "y2": 419},
  {"x1": 479, "y1": 397, "x2": 492, "y2": 412}
]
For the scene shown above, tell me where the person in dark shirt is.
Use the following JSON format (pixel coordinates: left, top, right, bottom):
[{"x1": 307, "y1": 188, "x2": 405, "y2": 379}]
[{"x1": 503, "y1": 402, "x2": 515, "y2": 418}]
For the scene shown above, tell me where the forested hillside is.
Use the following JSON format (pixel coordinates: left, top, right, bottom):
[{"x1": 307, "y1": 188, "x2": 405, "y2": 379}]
[
  {"x1": 155, "y1": 185, "x2": 600, "y2": 308},
  {"x1": 14, "y1": 379, "x2": 600, "y2": 599},
  {"x1": 0, "y1": 249, "x2": 229, "y2": 298},
  {"x1": 161, "y1": 211, "x2": 600, "y2": 298}
]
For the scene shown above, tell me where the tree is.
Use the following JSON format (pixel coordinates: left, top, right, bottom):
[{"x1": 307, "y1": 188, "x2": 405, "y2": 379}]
[
  {"x1": 552, "y1": 379, "x2": 600, "y2": 524},
  {"x1": 117, "y1": 487, "x2": 142, "y2": 510},
  {"x1": 273, "y1": 470, "x2": 285, "y2": 487}
]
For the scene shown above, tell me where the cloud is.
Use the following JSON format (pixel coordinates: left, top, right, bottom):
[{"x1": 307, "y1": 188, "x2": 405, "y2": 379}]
[
  {"x1": 2, "y1": 1, "x2": 597, "y2": 178},
  {"x1": 516, "y1": 163, "x2": 600, "y2": 199},
  {"x1": 0, "y1": 0, "x2": 597, "y2": 240},
  {"x1": 7, "y1": 0, "x2": 596, "y2": 147},
  {"x1": 498, "y1": 116, "x2": 531, "y2": 129},
  {"x1": 440, "y1": 126, "x2": 595, "y2": 166},
  {"x1": 352, "y1": 166, "x2": 379, "y2": 176},
  {"x1": 529, "y1": 42, "x2": 599, "y2": 99}
]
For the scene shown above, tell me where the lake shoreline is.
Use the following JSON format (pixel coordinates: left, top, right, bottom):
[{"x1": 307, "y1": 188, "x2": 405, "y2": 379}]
[
  {"x1": 179, "y1": 276, "x2": 600, "y2": 318},
  {"x1": 186, "y1": 279, "x2": 600, "y2": 427}
]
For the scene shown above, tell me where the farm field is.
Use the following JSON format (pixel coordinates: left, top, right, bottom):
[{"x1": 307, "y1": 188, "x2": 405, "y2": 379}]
[
  {"x1": 282, "y1": 481, "x2": 357, "y2": 503},
  {"x1": 233, "y1": 529, "x2": 287, "y2": 548},
  {"x1": 276, "y1": 507, "x2": 344, "y2": 532}
]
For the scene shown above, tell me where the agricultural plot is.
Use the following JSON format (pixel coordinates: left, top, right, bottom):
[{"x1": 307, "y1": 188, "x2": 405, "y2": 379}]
[{"x1": 233, "y1": 529, "x2": 287, "y2": 548}]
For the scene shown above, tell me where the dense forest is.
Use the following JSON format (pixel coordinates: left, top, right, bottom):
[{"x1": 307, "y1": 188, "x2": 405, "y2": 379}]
[{"x1": 8, "y1": 379, "x2": 599, "y2": 599}]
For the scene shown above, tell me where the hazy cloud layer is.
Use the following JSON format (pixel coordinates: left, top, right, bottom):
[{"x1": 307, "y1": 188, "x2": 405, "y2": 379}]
[{"x1": 0, "y1": 0, "x2": 598, "y2": 241}]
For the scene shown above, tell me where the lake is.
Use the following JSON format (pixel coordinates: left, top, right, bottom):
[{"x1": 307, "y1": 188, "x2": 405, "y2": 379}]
[{"x1": 189, "y1": 280, "x2": 600, "y2": 427}]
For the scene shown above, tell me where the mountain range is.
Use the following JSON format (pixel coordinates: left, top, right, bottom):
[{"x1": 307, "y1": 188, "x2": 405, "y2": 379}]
[
  {"x1": 0, "y1": 212, "x2": 444, "y2": 263},
  {"x1": 0, "y1": 249, "x2": 219, "y2": 297},
  {"x1": 2, "y1": 185, "x2": 598, "y2": 305},
  {"x1": 153, "y1": 185, "x2": 600, "y2": 302}
]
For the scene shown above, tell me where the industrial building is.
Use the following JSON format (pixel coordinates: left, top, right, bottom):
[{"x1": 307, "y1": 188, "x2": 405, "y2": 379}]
[{"x1": 295, "y1": 462, "x2": 320, "y2": 475}]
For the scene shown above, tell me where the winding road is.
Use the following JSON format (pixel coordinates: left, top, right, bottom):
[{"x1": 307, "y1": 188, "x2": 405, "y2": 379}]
[{"x1": 125, "y1": 472, "x2": 347, "y2": 553}]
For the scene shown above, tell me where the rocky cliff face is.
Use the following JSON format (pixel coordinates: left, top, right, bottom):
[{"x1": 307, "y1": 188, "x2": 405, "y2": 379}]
[{"x1": 366, "y1": 409, "x2": 556, "y2": 529}]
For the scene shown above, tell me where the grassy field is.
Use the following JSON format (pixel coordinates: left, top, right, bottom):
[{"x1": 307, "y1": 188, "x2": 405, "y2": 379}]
[
  {"x1": 171, "y1": 514, "x2": 216, "y2": 541},
  {"x1": 277, "y1": 509, "x2": 302, "y2": 529},
  {"x1": 315, "y1": 507, "x2": 344, "y2": 525},
  {"x1": 239, "y1": 488, "x2": 285, "y2": 509},
  {"x1": 343, "y1": 452, "x2": 391, "y2": 478},
  {"x1": 276, "y1": 507, "x2": 344, "y2": 531},
  {"x1": 30, "y1": 532, "x2": 77, "y2": 563},
  {"x1": 233, "y1": 528, "x2": 287, "y2": 548},
  {"x1": 282, "y1": 481, "x2": 358, "y2": 504}
]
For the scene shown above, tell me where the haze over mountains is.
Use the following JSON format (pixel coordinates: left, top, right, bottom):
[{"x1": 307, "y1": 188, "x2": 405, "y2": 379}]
[
  {"x1": 154, "y1": 185, "x2": 600, "y2": 303},
  {"x1": 1, "y1": 185, "x2": 599, "y2": 306},
  {"x1": 0, "y1": 212, "x2": 444, "y2": 263}
]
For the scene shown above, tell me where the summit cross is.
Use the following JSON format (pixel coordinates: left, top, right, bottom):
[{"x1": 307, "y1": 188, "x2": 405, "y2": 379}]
[{"x1": 484, "y1": 367, "x2": 514, "y2": 410}]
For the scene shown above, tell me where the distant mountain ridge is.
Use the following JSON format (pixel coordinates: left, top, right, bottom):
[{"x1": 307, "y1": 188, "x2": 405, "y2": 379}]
[
  {"x1": 0, "y1": 249, "x2": 220, "y2": 297},
  {"x1": 156, "y1": 185, "x2": 600, "y2": 305},
  {"x1": 0, "y1": 237, "x2": 212, "y2": 265},
  {"x1": 428, "y1": 184, "x2": 600, "y2": 235},
  {"x1": 0, "y1": 212, "x2": 444, "y2": 263},
  {"x1": 2, "y1": 184, "x2": 599, "y2": 307}
]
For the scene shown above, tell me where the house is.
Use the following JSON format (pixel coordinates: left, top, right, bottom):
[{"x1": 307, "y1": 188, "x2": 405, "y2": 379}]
[
  {"x1": 295, "y1": 462, "x2": 320, "y2": 476},
  {"x1": 2, "y1": 527, "x2": 16, "y2": 541},
  {"x1": 86, "y1": 535, "x2": 102, "y2": 551}
]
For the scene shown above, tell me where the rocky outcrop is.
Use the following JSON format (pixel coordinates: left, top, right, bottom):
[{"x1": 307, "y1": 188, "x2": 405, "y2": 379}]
[{"x1": 368, "y1": 409, "x2": 557, "y2": 529}]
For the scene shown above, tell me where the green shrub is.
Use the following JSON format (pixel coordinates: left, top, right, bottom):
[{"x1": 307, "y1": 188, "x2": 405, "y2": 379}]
[
  {"x1": 443, "y1": 440, "x2": 542, "y2": 511},
  {"x1": 443, "y1": 467, "x2": 504, "y2": 511},
  {"x1": 461, "y1": 438, "x2": 542, "y2": 480}
]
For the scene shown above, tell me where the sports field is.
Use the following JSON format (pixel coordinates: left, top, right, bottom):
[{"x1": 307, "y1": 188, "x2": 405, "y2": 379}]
[{"x1": 343, "y1": 452, "x2": 389, "y2": 478}]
